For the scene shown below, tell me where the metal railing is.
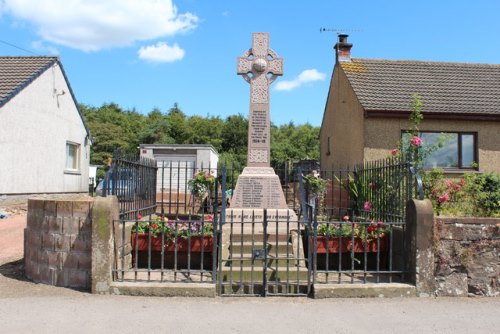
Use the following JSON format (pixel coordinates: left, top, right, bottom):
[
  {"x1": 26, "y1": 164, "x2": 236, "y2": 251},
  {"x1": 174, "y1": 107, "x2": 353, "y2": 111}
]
[
  {"x1": 113, "y1": 215, "x2": 218, "y2": 284},
  {"x1": 301, "y1": 155, "x2": 423, "y2": 285},
  {"x1": 100, "y1": 150, "x2": 157, "y2": 219}
]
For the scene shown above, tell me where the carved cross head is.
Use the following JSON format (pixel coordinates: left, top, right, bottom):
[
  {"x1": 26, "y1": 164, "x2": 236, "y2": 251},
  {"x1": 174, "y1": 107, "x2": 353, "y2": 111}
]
[{"x1": 237, "y1": 32, "x2": 283, "y2": 85}]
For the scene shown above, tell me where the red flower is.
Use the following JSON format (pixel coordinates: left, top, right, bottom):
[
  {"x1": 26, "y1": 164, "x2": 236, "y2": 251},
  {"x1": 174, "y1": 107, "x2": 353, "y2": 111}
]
[
  {"x1": 438, "y1": 193, "x2": 449, "y2": 203},
  {"x1": 391, "y1": 148, "x2": 399, "y2": 156},
  {"x1": 410, "y1": 136, "x2": 422, "y2": 146},
  {"x1": 136, "y1": 213, "x2": 143, "y2": 220}
]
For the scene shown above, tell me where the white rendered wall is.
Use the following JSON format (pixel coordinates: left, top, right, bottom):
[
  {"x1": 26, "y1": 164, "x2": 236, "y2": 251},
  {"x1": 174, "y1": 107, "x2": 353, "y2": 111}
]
[{"x1": 0, "y1": 63, "x2": 90, "y2": 194}]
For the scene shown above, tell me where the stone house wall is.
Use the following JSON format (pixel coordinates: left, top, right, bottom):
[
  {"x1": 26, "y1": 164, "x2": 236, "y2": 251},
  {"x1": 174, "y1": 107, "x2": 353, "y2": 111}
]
[{"x1": 434, "y1": 217, "x2": 499, "y2": 297}]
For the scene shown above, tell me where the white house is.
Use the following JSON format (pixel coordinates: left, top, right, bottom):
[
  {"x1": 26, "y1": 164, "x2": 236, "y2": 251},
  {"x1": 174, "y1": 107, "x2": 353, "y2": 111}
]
[
  {"x1": 0, "y1": 56, "x2": 91, "y2": 196},
  {"x1": 139, "y1": 144, "x2": 219, "y2": 191}
]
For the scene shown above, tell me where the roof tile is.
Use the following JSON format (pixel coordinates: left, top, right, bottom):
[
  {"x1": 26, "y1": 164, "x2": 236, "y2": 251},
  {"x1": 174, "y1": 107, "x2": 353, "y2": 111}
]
[{"x1": 340, "y1": 58, "x2": 500, "y2": 115}]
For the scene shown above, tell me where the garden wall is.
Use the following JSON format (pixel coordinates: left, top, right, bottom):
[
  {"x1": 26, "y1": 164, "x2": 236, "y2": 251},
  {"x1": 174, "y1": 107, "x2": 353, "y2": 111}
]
[
  {"x1": 434, "y1": 217, "x2": 499, "y2": 297},
  {"x1": 24, "y1": 198, "x2": 93, "y2": 290}
]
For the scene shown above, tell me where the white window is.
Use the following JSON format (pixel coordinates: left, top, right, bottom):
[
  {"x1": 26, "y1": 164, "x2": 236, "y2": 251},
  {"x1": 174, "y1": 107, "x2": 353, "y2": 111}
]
[{"x1": 66, "y1": 142, "x2": 80, "y2": 171}]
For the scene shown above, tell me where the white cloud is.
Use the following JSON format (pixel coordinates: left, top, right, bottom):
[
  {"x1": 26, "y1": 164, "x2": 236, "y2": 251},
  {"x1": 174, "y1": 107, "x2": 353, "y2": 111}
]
[
  {"x1": 275, "y1": 69, "x2": 326, "y2": 91},
  {"x1": 1, "y1": 0, "x2": 198, "y2": 52},
  {"x1": 138, "y1": 42, "x2": 185, "y2": 63}
]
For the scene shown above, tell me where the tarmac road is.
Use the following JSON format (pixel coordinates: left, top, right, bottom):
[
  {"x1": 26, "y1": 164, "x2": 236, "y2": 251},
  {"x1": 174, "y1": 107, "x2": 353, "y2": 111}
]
[{"x1": 1, "y1": 209, "x2": 499, "y2": 333}]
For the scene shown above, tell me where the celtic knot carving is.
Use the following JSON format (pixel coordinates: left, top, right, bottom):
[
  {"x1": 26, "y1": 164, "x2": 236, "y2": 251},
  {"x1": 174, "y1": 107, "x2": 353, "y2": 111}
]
[
  {"x1": 249, "y1": 149, "x2": 268, "y2": 163},
  {"x1": 251, "y1": 84, "x2": 268, "y2": 104}
]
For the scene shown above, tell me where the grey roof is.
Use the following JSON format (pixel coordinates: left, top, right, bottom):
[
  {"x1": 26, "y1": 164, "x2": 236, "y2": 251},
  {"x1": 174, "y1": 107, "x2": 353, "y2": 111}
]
[
  {"x1": 0, "y1": 56, "x2": 91, "y2": 137},
  {"x1": 340, "y1": 58, "x2": 500, "y2": 116},
  {"x1": 0, "y1": 56, "x2": 58, "y2": 107}
]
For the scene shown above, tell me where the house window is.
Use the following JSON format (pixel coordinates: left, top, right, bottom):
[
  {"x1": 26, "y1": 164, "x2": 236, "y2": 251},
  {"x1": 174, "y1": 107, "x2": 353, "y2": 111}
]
[
  {"x1": 66, "y1": 142, "x2": 80, "y2": 171},
  {"x1": 402, "y1": 132, "x2": 477, "y2": 169}
]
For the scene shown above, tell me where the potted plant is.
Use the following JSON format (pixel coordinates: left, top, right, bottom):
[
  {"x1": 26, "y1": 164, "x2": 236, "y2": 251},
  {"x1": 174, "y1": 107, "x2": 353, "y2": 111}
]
[{"x1": 188, "y1": 171, "x2": 215, "y2": 210}]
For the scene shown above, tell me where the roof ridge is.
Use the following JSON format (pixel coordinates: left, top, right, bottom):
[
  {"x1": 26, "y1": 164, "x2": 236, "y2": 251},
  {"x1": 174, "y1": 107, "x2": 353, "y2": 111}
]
[{"x1": 351, "y1": 57, "x2": 500, "y2": 67}]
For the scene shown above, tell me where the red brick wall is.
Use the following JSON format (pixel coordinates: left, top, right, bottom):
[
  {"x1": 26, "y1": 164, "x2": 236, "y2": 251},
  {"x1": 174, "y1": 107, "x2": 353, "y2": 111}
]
[{"x1": 24, "y1": 199, "x2": 93, "y2": 290}]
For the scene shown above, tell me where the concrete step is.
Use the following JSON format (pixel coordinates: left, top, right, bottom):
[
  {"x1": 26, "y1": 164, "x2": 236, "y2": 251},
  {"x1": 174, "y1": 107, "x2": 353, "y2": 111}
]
[
  {"x1": 229, "y1": 241, "x2": 294, "y2": 254},
  {"x1": 218, "y1": 282, "x2": 309, "y2": 295},
  {"x1": 228, "y1": 233, "x2": 290, "y2": 243},
  {"x1": 219, "y1": 266, "x2": 309, "y2": 281},
  {"x1": 221, "y1": 256, "x2": 307, "y2": 268}
]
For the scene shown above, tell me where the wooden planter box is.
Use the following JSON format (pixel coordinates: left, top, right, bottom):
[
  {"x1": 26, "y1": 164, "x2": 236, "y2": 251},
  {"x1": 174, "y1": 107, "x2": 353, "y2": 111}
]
[{"x1": 131, "y1": 233, "x2": 214, "y2": 269}]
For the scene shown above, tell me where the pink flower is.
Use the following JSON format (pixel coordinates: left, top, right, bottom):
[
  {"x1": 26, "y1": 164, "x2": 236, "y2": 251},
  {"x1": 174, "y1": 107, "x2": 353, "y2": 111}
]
[
  {"x1": 363, "y1": 201, "x2": 372, "y2": 212},
  {"x1": 136, "y1": 213, "x2": 143, "y2": 220},
  {"x1": 343, "y1": 215, "x2": 350, "y2": 221},
  {"x1": 438, "y1": 193, "x2": 449, "y2": 203},
  {"x1": 391, "y1": 148, "x2": 399, "y2": 156},
  {"x1": 410, "y1": 136, "x2": 422, "y2": 146}
]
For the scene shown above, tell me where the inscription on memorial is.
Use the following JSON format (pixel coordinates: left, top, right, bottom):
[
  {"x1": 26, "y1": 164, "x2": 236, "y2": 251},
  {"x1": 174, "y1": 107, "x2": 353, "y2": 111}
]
[
  {"x1": 232, "y1": 177, "x2": 283, "y2": 208},
  {"x1": 250, "y1": 110, "x2": 268, "y2": 144}
]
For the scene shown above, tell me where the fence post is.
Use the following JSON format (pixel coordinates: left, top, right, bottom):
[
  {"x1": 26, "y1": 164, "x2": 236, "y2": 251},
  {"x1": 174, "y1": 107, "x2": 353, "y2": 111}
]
[
  {"x1": 91, "y1": 196, "x2": 119, "y2": 294},
  {"x1": 404, "y1": 198, "x2": 435, "y2": 297}
]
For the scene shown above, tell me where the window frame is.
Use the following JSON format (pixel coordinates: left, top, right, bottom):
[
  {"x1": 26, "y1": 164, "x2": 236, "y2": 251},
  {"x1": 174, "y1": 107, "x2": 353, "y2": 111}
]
[
  {"x1": 401, "y1": 130, "x2": 478, "y2": 170},
  {"x1": 65, "y1": 141, "x2": 81, "y2": 173}
]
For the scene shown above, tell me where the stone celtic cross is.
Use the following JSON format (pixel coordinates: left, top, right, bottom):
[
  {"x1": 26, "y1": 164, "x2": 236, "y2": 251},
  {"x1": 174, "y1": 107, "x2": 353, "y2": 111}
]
[{"x1": 237, "y1": 32, "x2": 283, "y2": 167}]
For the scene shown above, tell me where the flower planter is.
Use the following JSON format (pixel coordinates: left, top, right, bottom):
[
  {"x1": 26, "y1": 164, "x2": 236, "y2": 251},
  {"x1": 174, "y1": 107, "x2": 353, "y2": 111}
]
[
  {"x1": 131, "y1": 233, "x2": 214, "y2": 269},
  {"x1": 313, "y1": 235, "x2": 388, "y2": 254},
  {"x1": 311, "y1": 235, "x2": 389, "y2": 270}
]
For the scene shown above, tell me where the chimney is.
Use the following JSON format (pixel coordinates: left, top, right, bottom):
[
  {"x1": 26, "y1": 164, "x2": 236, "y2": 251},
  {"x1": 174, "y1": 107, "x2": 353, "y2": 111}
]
[{"x1": 335, "y1": 34, "x2": 352, "y2": 63}]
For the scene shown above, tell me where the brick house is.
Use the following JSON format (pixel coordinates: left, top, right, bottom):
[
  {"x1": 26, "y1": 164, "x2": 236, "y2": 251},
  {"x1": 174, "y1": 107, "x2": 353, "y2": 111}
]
[
  {"x1": 320, "y1": 35, "x2": 500, "y2": 173},
  {"x1": 0, "y1": 56, "x2": 91, "y2": 196}
]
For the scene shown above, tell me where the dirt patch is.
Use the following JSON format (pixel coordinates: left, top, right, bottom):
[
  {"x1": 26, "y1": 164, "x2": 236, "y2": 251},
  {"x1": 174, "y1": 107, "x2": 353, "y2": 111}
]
[{"x1": 0, "y1": 259, "x2": 87, "y2": 298}]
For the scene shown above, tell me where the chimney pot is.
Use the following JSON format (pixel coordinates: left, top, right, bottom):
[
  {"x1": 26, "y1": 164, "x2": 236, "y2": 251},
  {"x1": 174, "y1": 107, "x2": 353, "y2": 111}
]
[
  {"x1": 338, "y1": 34, "x2": 348, "y2": 43},
  {"x1": 334, "y1": 34, "x2": 353, "y2": 63}
]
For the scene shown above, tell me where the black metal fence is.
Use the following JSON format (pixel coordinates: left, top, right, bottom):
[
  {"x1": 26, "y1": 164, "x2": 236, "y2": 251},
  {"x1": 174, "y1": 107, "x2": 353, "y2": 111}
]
[
  {"x1": 301, "y1": 155, "x2": 422, "y2": 285},
  {"x1": 100, "y1": 151, "x2": 157, "y2": 219},
  {"x1": 106, "y1": 153, "x2": 422, "y2": 295},
  {"x1": 113, "y1": 214, "x2": 218, "y2": 284}
]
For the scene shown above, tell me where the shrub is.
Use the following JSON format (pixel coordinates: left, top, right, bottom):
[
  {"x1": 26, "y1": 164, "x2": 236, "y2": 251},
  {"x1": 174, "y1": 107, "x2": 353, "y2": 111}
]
[{"x1": 463, "y1": 172, "x2": 500, "y2": 217}]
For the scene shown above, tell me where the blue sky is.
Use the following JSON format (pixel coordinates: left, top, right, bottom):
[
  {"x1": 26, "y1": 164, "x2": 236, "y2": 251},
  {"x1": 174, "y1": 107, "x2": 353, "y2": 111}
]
[{"x1": 1, "y1": 0, "x2": 499, "y2": 126}]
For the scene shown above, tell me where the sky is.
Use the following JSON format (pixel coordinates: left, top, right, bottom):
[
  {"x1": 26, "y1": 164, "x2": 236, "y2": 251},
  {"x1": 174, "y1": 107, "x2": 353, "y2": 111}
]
[{"x1": 1, "y1": 0, "x2": 500, "y2": 126}]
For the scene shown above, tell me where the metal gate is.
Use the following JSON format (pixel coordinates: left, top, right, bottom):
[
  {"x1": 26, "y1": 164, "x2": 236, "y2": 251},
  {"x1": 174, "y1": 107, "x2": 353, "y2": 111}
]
[
  {"x1": 217, "y1": 208, "x2": 311, "y2": 296},
  {"x1": 107, "y1": 155, "x2": 420, "y2": 296}
]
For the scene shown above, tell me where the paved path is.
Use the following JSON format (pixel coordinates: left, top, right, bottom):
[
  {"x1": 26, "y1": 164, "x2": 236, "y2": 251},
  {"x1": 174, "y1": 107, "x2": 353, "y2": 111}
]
[
  {"x1": 0, "y1": 213, "x2": 26, "y2": 265},
  {"x1": 1, "y1": 208, "x2": 499, "y2": 333},
  {"x1": 0, "y1": 294, "x2": 499, "y2": 333}
]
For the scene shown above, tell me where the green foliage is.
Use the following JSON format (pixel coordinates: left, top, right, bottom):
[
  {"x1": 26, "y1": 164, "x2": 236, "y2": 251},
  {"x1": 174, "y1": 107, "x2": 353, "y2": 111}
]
[
  {"x1": 188, "y1": 171, "x2": 215, "y2": 200},
  {"x1": 317, "y1": 219, "x2": 389, "y2": 242},
  {"x1": 303, "y1": 172, "x2": 327, "y2": 195},
  {"x1": 463, "y1": 172, "x2": 500, "y2": 217},
  {"x1": 131, "y1": 217, "x2": 214, "y2": 239},
  {"x1": 393, "y1": 94, "x2": 450, "y2": 171},
  {"x1": 422, "y1": 169, "x2": 500, "y2": 217},
  {"x1": 422, "y1": 169, "x2": 466, "y2": 216},
  {"x1": 81, "y1": 102, "x2": 320, "y2": 175},
  {"x1": 271, "y1": 122, "x2": 320, "y2": 166}
]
